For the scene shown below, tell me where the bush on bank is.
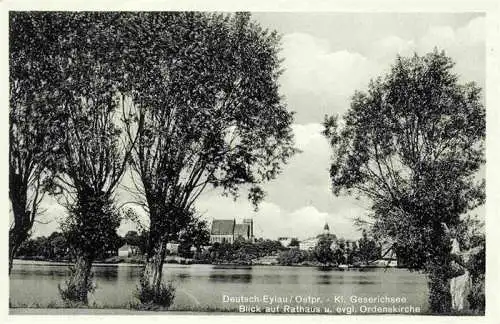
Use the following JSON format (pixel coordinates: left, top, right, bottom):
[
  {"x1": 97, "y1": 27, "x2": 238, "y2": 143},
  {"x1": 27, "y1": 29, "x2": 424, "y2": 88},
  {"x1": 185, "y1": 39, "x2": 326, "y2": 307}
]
[{"x1": 132, "y1": 278, "x2": 176, "y2": 311}]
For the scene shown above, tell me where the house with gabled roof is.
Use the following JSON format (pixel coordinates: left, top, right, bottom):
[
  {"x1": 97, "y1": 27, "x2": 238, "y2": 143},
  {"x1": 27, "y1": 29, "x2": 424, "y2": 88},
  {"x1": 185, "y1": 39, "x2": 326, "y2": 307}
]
[
  {"x1": 118, "y1": 244, "x2": 140, "y2": 257},
  {"x1": 210, "y1": 218, "x2": 254, "y2": 244}
]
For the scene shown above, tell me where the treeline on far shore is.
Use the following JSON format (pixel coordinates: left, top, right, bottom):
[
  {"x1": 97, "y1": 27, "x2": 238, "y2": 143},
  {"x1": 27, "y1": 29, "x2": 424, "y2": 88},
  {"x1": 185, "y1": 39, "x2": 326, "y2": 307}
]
[
  {"x1": 14, "y1": 230, "x2": 383, "y2": 267},
  {"x1": 14, "y1": 231, "x2": 144, "y2": 263}
]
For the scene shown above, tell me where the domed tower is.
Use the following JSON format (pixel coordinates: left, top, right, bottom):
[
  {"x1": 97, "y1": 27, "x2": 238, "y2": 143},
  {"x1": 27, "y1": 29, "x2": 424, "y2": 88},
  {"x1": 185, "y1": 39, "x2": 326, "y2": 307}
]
[{"x1": 323, "y1": 222, "x2": 330, "y2": 236}]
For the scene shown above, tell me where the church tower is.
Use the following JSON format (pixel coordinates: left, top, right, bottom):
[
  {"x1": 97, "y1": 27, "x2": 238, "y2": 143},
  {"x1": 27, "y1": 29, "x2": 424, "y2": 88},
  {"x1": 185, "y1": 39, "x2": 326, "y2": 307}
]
[{"x1": 323, "y1": 222, "x2": 330, "y2": 236}]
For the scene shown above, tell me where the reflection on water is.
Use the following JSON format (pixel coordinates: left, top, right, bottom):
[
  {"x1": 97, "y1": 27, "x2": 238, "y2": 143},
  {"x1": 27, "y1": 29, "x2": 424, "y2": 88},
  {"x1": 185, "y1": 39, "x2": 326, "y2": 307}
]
[
  {"x1": 209, "y1": 265, "x2": 255, "y2": 284},
  {"x1": 316, "y1": 274, "x2": 331, "y2": 285},
  {"x1": 96, "y1": 268, "x2": 119, "y2": 280},
  {"x1": 260, "y1": 274, "x2": 282, "y2": 285},
  {"x1": 285, "y1": 274, "x2": 299, "y2": 285},
  {"x1": 13, "y1": 265, "x2": 69, "y2": 279},
  {"x1": 212, "y1": 265, "x2": 252, "y2": 270},
  {"x1": 10, "y1": 262, "x2": 429, "y2": 311},
  {"x1": 209, "y1": 273, "x2": 252, "y2": 283},
  {"x1": 356, "y1": 268, "x2": 379, "y2": 272},
  {"x1": 314, "y1": 273, "x2": 377, "y2": 285},
  {"x1": 352, "y1": 280, "x2": 378, "y2": 285}
]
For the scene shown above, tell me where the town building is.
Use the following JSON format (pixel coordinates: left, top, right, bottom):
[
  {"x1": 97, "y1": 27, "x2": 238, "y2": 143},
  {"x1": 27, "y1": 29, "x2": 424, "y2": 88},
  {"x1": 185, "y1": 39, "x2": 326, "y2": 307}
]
[
  {"x1": 298, "y1": 237, "x2": 319, "y2": 251},
  {"x1": 166, "y1": 242, "x2": 179, "y2": 255},
  {"x1": 298, "y1": 222, "x2": 337, "y2": 251},
  {"x1": 209, "y1": 218, "x2": 254, "y2": 244},
  {"x1": 117, "y1": 244, "x2": 140, "y2": 257},
  {"x1": 277, "y1": 237, "x2": 298, "y2": 247}
]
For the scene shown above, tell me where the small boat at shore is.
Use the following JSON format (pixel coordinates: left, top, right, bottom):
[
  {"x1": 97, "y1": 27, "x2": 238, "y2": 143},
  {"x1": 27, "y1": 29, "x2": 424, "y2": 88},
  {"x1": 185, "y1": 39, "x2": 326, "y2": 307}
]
[{"x1": 338, "y1": 264, "x2": 349, "y2": 270}]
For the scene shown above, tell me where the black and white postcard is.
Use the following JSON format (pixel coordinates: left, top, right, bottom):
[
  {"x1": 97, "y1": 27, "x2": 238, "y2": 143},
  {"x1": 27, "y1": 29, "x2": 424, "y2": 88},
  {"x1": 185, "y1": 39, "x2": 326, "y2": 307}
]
[{"x1": 4, "y1": 0, "x2": 499, "y2": 322}]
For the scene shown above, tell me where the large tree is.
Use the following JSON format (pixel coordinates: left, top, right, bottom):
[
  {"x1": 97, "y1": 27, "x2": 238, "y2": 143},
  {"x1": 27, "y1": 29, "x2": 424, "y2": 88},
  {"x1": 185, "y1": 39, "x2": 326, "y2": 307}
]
[
  {"x1": 323, "y1": 50, "x2": 485, "y2": 313},
  {"x1": 8, "y1": 12, "x2": 59, "y2": 274},
  {"x1": 177, "y1": 218, "x2": 210, "y2": 258},
  {"x1": 14, "y1": 12, "x2": 133, "y2": 304},
  {"x1": 121, "y1": 12, "x2": 296, "y2": 306}
]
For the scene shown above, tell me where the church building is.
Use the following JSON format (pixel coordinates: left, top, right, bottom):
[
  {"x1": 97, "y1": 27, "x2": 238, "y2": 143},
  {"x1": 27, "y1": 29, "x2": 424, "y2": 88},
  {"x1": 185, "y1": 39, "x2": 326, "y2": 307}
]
[{"x1": 209, "y1": 218, "x2": 254, "y2": 244}]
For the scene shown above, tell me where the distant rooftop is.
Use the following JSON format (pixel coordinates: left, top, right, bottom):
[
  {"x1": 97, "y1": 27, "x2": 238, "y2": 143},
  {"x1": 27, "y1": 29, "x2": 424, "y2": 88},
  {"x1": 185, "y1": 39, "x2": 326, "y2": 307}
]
[{"x1": 210, "y1": 219, "x2": 235, "y2": 235}]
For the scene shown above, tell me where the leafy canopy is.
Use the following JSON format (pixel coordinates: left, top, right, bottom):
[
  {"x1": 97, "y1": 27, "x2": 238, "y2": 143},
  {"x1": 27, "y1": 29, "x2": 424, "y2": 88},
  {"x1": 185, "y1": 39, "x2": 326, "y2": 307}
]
[
  {"x1": 11, "y1": 12, "x2": 133, "y2": 258},
  {"x1": 323, "y1": 50, "x2": 485, "y2": 270},
  {"x1": 120, "y1": 12, "x2": 296, "y2": 244}
]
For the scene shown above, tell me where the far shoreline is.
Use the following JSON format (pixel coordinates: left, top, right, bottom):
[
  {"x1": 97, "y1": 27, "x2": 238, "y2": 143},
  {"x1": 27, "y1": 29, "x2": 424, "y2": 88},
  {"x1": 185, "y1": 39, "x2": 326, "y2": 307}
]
[{"x1": 12, "y1": 258, "x2": 402, "y2": 270}]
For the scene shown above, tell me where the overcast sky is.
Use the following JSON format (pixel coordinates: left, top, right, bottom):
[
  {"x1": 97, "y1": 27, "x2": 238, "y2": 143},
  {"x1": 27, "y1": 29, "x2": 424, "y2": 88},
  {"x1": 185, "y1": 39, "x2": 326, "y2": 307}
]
[{"x1": 30, "y1": 12, "x2": 485, "y2": 241}]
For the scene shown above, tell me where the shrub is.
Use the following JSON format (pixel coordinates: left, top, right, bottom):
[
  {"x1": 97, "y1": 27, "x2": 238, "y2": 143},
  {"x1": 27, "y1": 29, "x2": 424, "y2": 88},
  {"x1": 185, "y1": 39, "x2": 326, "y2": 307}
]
[
  {"x1": 58, "y1": 270, "x2": 95, "y2": 305},
  {"x1": 133, "y1": 278, "x2": 176, "y2": 311},
  {"x1": 467, "y1": 245, "x2": 485, "y2": 313},
  {"x1": 467, "y1": 274, "x2": 485, "y2": 313},
  {"x1": 278, "y1": 249, "x2": 309, "y2": 265}
]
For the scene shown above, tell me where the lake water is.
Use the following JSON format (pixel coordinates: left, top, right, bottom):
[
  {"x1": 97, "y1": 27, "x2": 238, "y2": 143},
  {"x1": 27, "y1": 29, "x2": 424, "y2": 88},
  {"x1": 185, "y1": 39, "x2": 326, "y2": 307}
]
[{"x1": 10, "y1": 261, "x2": 429, "y2": 313}]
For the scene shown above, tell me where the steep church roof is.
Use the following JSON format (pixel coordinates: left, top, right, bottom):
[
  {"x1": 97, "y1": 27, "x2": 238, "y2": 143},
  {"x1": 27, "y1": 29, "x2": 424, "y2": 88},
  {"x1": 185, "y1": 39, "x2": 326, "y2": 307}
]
[{"x1": 210, "y1": 219, "x2": 235, "y2": 235}]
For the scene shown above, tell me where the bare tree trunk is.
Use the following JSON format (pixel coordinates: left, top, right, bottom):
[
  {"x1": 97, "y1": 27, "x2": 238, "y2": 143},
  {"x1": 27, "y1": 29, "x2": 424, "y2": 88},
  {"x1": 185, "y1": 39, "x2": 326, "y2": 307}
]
[
  {"x1": 9, "y1": 222, "x2": 29, "y2": 275},
  {"x1": 60, "y1": 254, "x2": 93, "y2": 304},
  {"x1": 9, "y1": 174, "x2": 35, "y2": 275},
  {"x1": 8, "y1": 230, "x2": 21, "y2": 275},
  {"x1": 142, "y1": 240, "x2": 166, "y2": 293},
  {"x1": 135, "y1": 237, "x2": 176, "y2": 309}
]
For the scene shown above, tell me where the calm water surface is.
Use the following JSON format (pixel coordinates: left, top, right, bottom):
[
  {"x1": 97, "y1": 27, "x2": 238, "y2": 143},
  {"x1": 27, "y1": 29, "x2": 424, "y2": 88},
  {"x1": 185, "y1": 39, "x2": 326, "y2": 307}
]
[{"x1": 10, "y1": 261, "x2": 429, "y2": 312}]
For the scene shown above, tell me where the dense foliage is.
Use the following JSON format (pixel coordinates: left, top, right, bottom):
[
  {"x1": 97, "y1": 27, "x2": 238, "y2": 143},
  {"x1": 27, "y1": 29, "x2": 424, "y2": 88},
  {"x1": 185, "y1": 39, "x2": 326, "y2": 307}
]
[
  {"x1": 323, "y1": 50, "x2": 485, "y2": 313},
  {"x1": 277, "y1": 249, "x2": 314, "y2": 266},
  {"x1": 277, "y1": 235, "x2": 381, "y2": 267},
  {"x1": 123, "y1": 230, "x2": 148, "y2": 254},
  {"x1": 8, "y1": 11, "x2": 63, "y2": 273},
  {"x1": 357, "y1": 230, "x2": 382, "y2": 264},
  {"x1": 288, "y1": 238, "x2": 300, "y2": 247},
  {"x1": 467, "y1": 242, "x2": 485, "y2": 312},
  {"x1": 16, "y1": 232, "x2": 70, "y2": 261},
  {"x1": 197, "y1": 240, "x2": 285, "y2": 264},
  {"x1": 177, "y1": 219, "x2": 211, "y2": 258},
  {"x1": 16, "y1": 231, "x2": 124, "y2": 261},
  {"x1": 314, "y1": 236, "x2": 334, "y2": 266}
]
